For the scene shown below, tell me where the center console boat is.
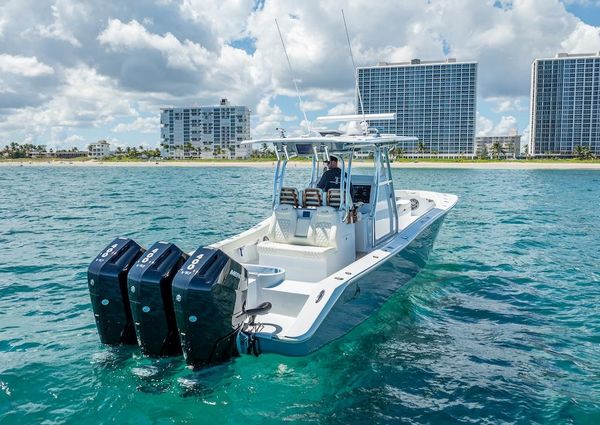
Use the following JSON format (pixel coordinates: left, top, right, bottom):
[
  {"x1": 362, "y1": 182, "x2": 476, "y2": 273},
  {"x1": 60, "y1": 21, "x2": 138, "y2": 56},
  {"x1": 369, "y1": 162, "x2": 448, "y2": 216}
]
[{"x1": 87, "y1": 123, "x2": 457, "y2": 367}]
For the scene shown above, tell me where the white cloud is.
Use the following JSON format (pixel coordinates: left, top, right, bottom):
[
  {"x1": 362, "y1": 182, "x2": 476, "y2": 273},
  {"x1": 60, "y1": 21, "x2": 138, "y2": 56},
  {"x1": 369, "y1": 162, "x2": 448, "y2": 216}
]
[
  {"x1": 486, "y1": 96, "x2": 528, "y2": 113},
  {"x1": 560, "y1": 21, "x2": 600, "y2": 52},
  {"x1": 178, "y1": 0, "x2": 254, "y2": 42},
  {"x1": 561, "y1": 0, "x2": 600, "y2": 5},
  {"x1": 300, "y1": 100, "x2": 326, "y2": 111},
  {"x1": 35, "y1": 0, "x2": 86, "y2": 47},
  {"x1": 112, "y1": 117, "x2": 157, "y2": 133},
  {"x1": 0, "y1": 15, "x2": 6, "y2": 38},
  {"x1": 0, "y1": 54, "x2": 54, "y2": 77},
  {"x1": 328, "y1": 101, "x2": 355, "y2": 115},
  {"x1": 477, "y1": 113, "x2": 494, "y2": 137},
  {"x1": 252, "y1": 96, "x2": 297, "y2": 138},
  {"x1": 0, "y1": 65, "x2": 137, "y2": 142},
  {"x1": 1, "y1": 0, "x2": 600, "y2": 146},
  {"x1": 494, "y1": 115, "x2": 519, "y2": 135},
  {"x1": 97, "y1": 19, "x2": 211, "y2": 71},
  {"x1": 64, "y1": 134, "x2": 85, "y2": 144},
  {"x1": 477, "y1": 113, "x2": 518, "y2": 136}
]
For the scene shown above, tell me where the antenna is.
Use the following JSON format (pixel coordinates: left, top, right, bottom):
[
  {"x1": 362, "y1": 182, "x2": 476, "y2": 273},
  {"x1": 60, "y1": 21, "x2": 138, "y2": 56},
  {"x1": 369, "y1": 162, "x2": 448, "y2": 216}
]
[
  {"x1": 275, "y1": 18, "x2": 311, "y2": 135},
  {"x1": 341, "y1": 9, "x2": 366, "y2": 123}
]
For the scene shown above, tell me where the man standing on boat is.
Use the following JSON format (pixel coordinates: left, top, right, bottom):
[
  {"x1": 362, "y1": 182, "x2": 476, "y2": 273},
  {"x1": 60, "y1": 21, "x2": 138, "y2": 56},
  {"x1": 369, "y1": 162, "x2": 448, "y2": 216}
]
[{"x1": 317, "y1": 156, "x2": 342, "y2": 192}]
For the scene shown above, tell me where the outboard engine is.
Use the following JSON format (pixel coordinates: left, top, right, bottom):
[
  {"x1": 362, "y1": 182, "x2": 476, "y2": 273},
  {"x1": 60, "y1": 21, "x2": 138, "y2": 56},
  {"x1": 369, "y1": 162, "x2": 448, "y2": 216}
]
[
  {"x1": 172, "y1": 247, "x2": 248, "y2": 367},
  {"x1": 127, "y1": 241, "x2": 188, "y2": 356},
  {"x1": 88, "y1": 237, "x2": 145, "y2": 345}
]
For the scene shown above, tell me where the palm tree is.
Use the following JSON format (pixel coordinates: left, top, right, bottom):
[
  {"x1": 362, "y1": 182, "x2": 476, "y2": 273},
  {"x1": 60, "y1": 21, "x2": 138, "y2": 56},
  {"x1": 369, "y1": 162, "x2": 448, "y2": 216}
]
[
  {"x1": 391, "y1": 148, "x2": 404, "y2": 161},
  {"x1": 260, "y1": 143, "x2": 269, "y2": 157},
  {"x1": 491, "y1": 141, "x2": 505, "y2": 160},
  {"x1": 478, "y1": 145, "x2": 489, "y2": 160},
  {"x1": 574, "y1": 145, "x2": 593, "y2": 160},
  {"x1": 417, "y1": 141, "x2": 426, "y2": 156}
]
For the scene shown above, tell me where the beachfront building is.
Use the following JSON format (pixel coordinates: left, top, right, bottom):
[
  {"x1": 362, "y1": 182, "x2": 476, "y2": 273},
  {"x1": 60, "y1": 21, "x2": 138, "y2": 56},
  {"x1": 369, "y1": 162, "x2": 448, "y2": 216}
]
[
  {"x1": 357, "y1": 58, "x2": 477, "y2": 157},
  {"x1": 88, "y1": 140, "x2": 111, "y2": 159},
  {"x1": 28, "y1": 146, "x2": 48, "y2": 158},
  {"x1": 54, "y1": 150, "x2": 87, "y2": 159},
  {"x1": 475, "y1": 133, "x2": 522, "y2": 159},
  {"x1": 529, "y1": 52, "x2": 600, "y2": 156},
  {"x1": 160, "y1": 99, "x2": 251, "y2": 159}
]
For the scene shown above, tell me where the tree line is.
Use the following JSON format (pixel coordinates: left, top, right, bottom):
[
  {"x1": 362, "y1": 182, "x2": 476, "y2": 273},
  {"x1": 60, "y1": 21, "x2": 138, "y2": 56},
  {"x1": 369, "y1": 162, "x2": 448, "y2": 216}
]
[
  {"x1": 113, "y1": 146, "x2": 161, "y2": 159},
  {"x1": 1, "y1": 142, "x2": 81, "y2": 159},
  {"x1": 1, "y1": 142, "x2": 161, "y2": 160}
]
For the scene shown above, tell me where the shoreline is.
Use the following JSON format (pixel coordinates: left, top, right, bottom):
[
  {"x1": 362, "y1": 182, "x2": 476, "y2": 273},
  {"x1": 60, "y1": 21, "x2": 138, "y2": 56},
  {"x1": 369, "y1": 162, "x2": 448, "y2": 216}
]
[{"x1": 1, "y1": 160, "x2": 600, "y2": 170}]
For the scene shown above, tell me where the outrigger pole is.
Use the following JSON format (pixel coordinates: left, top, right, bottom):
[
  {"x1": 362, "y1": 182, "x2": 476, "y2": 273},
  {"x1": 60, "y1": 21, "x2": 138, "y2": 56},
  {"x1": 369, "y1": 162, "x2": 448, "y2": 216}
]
[
  {"x1": 341, "y1": 9, "x2": 366, "y2": 126},
  {"x1": 275, "y1": 18, "x2": 312, "y2": 135}
]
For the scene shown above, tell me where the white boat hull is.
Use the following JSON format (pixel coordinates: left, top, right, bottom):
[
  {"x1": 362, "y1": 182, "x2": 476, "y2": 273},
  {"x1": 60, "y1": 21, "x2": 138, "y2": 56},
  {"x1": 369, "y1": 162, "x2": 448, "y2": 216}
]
[{"x1": 239, "y1": 206, "x2": 449, "y2": 357}]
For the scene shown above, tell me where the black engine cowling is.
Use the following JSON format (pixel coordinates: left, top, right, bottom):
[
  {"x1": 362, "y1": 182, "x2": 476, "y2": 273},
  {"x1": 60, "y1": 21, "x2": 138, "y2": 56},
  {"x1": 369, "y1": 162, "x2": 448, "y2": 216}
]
[
  {"x1": 172, "y1": 247, "x2": 248, "y2": 367},
  {"x1": 127, "y1": 241, "x2": 188, "y2": 356},
  {"x1": 88, "y1": 237, "x2": 145, "y2": 345}
]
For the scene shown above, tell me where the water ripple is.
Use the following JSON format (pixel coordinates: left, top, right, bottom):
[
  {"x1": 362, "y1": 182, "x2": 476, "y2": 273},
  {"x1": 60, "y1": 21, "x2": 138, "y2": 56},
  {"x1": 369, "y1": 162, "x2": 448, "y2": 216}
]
[{"x1": 1, "y1": 167, "x2": 599, "y2": 424}]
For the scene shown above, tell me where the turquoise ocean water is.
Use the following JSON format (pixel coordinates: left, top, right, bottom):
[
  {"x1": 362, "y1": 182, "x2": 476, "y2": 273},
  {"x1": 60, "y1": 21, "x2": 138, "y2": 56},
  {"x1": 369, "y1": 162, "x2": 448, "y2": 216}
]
[{"x1": 0, "y1": 165, "x2": 599, "y2": 424}]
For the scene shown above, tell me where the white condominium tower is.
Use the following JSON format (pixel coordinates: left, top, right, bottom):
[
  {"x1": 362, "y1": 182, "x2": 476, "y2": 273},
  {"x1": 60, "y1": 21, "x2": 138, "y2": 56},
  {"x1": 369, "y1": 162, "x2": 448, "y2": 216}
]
[
  {"x1": 160, "y1": 99, "x2": 251, "y2": 159},
  {"x1": 357, "y1": 58, "x2": 477, "y2": 157},
  {"x1": 529, "y1": 52, "x2": 600, "y2": 156}
]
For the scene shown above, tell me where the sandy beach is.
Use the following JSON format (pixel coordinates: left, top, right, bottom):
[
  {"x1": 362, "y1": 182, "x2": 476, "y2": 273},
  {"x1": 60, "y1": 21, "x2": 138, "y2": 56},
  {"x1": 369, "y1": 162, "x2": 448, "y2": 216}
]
[{"x1": 2, "y1": 160, "x2": 600, "y2": 170}]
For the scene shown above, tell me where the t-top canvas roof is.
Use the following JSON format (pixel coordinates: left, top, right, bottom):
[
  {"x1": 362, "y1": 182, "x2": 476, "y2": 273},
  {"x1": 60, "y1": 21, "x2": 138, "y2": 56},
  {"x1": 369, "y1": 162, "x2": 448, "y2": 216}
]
[{"x1": 241, "y1": 134, "x2": 418, "y2": 155}]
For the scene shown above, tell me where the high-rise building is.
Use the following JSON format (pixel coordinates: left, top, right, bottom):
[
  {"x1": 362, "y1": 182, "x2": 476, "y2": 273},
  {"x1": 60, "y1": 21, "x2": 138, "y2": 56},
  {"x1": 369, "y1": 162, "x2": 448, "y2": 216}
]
[
  {"x1": 357, "y1": 58, "x2": 477, "y2": 157},
  {"x1": 160, "y1": 99, "x2": 251, "y2": 159},
  {"x1": 529, "y1": 52, "x2": 600, "y2": 156}
]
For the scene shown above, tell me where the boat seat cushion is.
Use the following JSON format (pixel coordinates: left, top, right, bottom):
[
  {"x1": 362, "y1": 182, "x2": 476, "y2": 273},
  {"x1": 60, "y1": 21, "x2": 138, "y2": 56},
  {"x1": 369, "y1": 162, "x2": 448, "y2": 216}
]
[
  {"x1": 260, "y1": 206, "x2": 355, "y2": 281},
  {"x1": 327, "y1": 189, "x2": 341, "y2": 208},
  {"x1": 269, "y1": 204, "x2": 297, "y2": 243},
  {"x1": 279, "y1": 187, "x2": 299, "y2": 207},
  {"x1": 267, "y1": 205, "x2": 341, "y2": 248},
  {"x1": 302, "y1": 188, "x2": 323, "y2": 208},
  {"x1": 310, "y1": 206, "x2": 338, "y2": 248}
]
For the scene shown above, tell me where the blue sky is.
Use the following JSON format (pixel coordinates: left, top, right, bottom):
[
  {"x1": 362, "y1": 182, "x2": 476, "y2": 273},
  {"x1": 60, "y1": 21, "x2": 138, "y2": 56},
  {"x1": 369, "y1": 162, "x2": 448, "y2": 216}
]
[{"x1": 0, "y1": 0, "x2": 599, "y2": 150}]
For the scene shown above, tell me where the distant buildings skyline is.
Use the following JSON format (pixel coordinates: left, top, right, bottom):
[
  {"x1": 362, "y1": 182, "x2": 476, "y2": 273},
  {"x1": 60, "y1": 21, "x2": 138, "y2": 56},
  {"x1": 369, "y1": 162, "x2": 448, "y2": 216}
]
[
  {"x1": 529, "y1": 52, "x2": 600, "y2": 156},
  {"x1": 19, "y1": 51, "x2": 600, "y2": 160},
  {"x1": 357, "y1": 58, "x2": 477, "y2": 157},
  {"x1": 160, "y1": 99, "x2": 251, "y2": 159}
]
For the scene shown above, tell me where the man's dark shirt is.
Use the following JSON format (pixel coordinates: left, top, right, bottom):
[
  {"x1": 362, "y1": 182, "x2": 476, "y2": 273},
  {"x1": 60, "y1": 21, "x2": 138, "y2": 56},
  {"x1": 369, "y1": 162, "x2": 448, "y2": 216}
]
[{"x1": 317, "y1": 167, "x2": 342, "y2": 192}]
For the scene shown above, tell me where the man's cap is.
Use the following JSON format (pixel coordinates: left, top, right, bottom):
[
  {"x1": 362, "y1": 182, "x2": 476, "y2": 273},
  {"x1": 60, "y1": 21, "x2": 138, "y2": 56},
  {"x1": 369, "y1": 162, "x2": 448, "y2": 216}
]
[{"x1": 328, "y1": 156, "x2": 338, "y2": 162}]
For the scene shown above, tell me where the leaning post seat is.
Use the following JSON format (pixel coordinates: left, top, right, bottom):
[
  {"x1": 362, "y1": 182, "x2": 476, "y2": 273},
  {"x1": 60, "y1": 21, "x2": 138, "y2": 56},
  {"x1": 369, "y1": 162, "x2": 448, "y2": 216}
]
[
  {"x1": 279, "y1": 187, "x2": 299, "y2": 207},
  {"x1": 268, "y1": 204, "x2": 297, "y2": 244},
  {"x1": 257, "y1": 205, "x2": 356, "y2": 282},
  {"x1": 302, "y1": 188, "x2": 324, "y2": 208}
]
